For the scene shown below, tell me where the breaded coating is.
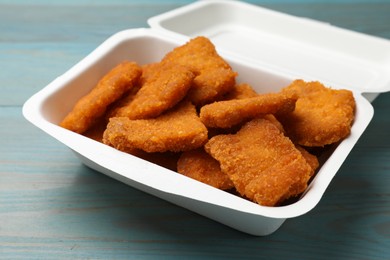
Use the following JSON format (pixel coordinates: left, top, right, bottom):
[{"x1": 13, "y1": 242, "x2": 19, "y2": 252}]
[
  {"x1": 223, "y1": 83, "x2": 258, "y2": 100},
  {"x1": 111, "y1": 63, "x2": 195, "y2": 119},
  {"x1": 295, "y1": 145, "x2": 319, "y2": 177},
  {"x1": 161, "y1": 36, "x2": 237, "y2": 105},
  {"x1": 177, "y1": 148, "x2": 234, "y2": 190},
  {"x1": 200, "y1": 92, "x2": 297, "y2": 128},
  {"x1": 103, "y1": 101, "x2": 208, "y2": 153},
  {"x1": 279, "y1": 80, "x2": 356, "y2": 147},
  {"x1": 105, "y1": 84, "x2": 141, "y2": 119},
  {"x1": 205, "y1": 118, "x2": 312, "y2": 206},
  {"x1": 60, "y1": 61, "x2": 141, "y2": 133},
  {"x1": 139, "y1": 62, "x2": 161, "y2": 84},
  {"x1": 262, "y1": 114, "x2": 285, "y2": 133}
]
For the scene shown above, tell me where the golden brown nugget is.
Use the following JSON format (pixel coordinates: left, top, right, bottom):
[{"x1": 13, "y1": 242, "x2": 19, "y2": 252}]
[
  {"x1": 105, "y1": 84, "x2": 141, "y2": 119},
  {"x1": 139, "y1": 62, "x2": 161, "y2": 84},
  {"x1": 107, "y1": 63, "x2": 166, "y2": 118},
  {"x1": 205, "y1": 118, "x2": 312, "y2": 206},
  {"x1": 60, "y1": 61, "x2": 142, "y2": 133},
  {"x1": 279, "y1": 80, "x2": 356, "y2": 147},
  {"x1": 103, "y1": 101, "x2": 208, "y2": 153},
  {"x1": 177, "y1": 148, "x2": 234, "y2": 190},
  {"x1": 161, "y1": 36, "x2": 237, "y2": 105},
  {"x1": 200, "y1": 92, "x2": 297, "y2": 128},
  {"x1": 111, "y1": 63, "x2": 195, "y2": 119}
]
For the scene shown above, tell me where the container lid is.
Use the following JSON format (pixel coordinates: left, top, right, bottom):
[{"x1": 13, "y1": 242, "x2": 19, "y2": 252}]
[{"x1": 148, "y1": 0, "x2": 390, "y2": 94}]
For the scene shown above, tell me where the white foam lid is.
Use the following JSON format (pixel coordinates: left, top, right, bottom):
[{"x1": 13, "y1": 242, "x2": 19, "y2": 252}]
[{"x1": 148, "y1": 0, "x2": 390, "y2": 97}]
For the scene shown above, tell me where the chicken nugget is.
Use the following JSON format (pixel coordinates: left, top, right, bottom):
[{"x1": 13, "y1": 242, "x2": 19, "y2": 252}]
[
  {"x1": 161, "y1": 36, "x2": 237, "y2": 105},
  {"x1": 103, "y1": 101, "x2": 208, "y2": 153},
  {"x1": 60, "y1": 61, "x2": 141, "y2": 133},
  {"x1": 111, "y1": 62, "x2": 195, "y2": 119},
  {"x1": 105, "y1": 84, "x2": 141, "y2": 119},
  {"x1": 177, "y1": 148, "x2": 234, "y2": 190},
  {"x1": 139, "y1": 62, "x2": 161, "y2": 83},
  {"x1": 200, "y1": 92, "x2": 297, "y2": 128},
  {"x1": 279, "y1": 80, "x2": 356, "y2": 147},
  {"x1": 205, "y1": 118, "x2": 312, "y2": 206}
]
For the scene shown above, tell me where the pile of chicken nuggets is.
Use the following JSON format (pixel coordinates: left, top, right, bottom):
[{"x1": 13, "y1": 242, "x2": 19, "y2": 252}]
[{"x1": 60, "y1": 36, "x2": 356, "y2": 207}]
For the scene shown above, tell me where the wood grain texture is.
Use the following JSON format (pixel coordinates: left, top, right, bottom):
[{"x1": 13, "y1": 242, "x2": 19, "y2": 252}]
[{"x1": 1, "y1": 0, "x2": 389, "y2": 259}]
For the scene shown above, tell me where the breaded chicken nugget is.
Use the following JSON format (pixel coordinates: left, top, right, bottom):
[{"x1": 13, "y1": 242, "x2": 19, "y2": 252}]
[
  {"x1": 139, "y1": 62, "x2": 161, "y2": 84},
  {"x1": 200, "y1": 92, "x2": 297, "y2": 128},
  {"x1": 103, "y1": 101, "x2": 208, "y2": 153},
  {"x1": 60, "y1": 61, "x2": 141, "y2": 133},
  {"x1": 105, "y1": 83, "x2": 141, "y2": 119},
  {"x1": 111, "y1": 63, "x2": 195, "y2": 119},
  {"x1": 177, "y1": 148, "x2": 234, "y2": 190},
  {"x1": 205, "y1": 118, "x2": 312, "y2": 206},
  {"x1": 161, "y1": 36, "x2": 237, "y2": 105},
  {"x1": 279, "y1": 80, "x2": 355, "y2": 147}
]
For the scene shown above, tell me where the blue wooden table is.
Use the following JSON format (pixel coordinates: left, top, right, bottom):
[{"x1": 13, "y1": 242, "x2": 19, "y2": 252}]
[{"x1": 1, "y1": 0, "x2": 389, "y2": 259}]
